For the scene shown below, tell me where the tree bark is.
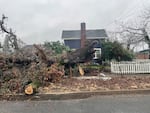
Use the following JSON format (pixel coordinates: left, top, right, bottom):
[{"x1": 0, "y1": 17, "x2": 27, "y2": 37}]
[
  {"x1": 148, "y1": 43, "x2": 150, "y2": 59},
  {"x1": 142, "y1": 29, "x2": 150, "y2": 59}
]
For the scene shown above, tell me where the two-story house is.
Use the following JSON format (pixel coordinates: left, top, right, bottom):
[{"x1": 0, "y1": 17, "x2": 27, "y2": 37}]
[{"x1": 62, "y1": 23, "x2": 108, "y2": 60}]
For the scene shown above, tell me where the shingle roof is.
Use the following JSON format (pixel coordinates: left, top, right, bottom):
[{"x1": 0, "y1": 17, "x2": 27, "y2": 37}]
[{"x1": 62, "y1": 29, "x2": 108, "y2": 39}]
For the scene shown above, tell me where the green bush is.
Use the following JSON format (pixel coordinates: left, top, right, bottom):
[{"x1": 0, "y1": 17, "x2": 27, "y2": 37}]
[
  {"x1": 44, "y1": 41, "x2": 70, "y2": 55},
  {"x1": 101, "y1": 41, "x2": 134, "y2": 61}
]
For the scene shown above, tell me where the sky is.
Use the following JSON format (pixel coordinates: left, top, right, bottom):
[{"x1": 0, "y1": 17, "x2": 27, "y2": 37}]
[{"x1": 0, "y1": 0, "x2": 149, "y2": 44}]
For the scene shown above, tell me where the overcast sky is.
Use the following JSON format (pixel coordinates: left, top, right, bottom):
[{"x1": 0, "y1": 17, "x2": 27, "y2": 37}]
[{"x1": 0, "y1": 0, "x2": 149, "y2": 44}]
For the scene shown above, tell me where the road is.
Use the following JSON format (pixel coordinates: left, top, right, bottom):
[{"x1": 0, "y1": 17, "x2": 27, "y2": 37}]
[{"x1": 0, "y1": 94, "x2": 150, "y2": 113}]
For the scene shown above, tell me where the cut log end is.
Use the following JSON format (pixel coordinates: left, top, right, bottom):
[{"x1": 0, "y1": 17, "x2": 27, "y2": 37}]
[{"x1": 24, "y1": 84, "x2": 34, "y2": 95}]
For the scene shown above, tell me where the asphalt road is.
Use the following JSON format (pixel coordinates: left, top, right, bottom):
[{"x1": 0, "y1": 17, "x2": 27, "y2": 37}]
[{"x1": 0, "y1": 94, "x2": 150, "y2": 113}]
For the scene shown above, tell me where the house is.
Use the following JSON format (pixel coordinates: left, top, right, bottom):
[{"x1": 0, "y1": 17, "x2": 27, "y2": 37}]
[
  {"x1": 136, "y1": 49, "x2": 149, "y2": 59},
  {"x1": 62, "y1": 23, "x2": 108, "y2": 49},
  {"x1": 62, "y1": 23, "x2": 108, "y2": 61}
]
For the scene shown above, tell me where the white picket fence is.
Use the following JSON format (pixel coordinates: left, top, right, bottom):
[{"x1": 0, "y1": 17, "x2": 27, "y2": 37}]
[{"x1": 111, "y1": 60, "x2": 150, "y2": 74}]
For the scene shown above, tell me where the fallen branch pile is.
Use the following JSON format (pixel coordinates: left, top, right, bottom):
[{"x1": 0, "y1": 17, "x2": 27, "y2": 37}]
[{"x1": 0, "y1": 45, "x2": 65, "y2": 95}]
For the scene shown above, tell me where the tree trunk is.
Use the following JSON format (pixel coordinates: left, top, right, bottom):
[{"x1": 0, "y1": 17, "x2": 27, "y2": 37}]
[
  {"x1": 143, "y1": 29, "x2": 150, "y2": 59},
  {"x1": 148, "y1": 43, "x2": 150, "y2": 59}
]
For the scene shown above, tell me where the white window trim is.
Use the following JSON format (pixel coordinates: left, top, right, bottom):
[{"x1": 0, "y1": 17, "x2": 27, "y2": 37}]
[{"x1": 93, "y1": 48, "x2": 101, "y2": 59}]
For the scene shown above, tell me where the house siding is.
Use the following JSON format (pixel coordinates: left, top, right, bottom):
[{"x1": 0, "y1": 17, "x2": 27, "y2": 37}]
[
  {"x1": 136, "y1": 53, "x2": 149, "y2": 59},
  {"x1": 64, "y1": 39, "x2": 102, "y2": 49},
  {"x1": 64, "y1": 40, "x2": 81, "y2": 49}
]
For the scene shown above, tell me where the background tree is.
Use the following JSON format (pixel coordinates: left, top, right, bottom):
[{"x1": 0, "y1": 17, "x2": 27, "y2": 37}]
[
  {"x1": 0, "y1": 14, "x2": 19, "y2": 52},
  {"x1": 101, "y1": 41, "x2": 134, "y2": 61},
  {"x1": 113, "y1": 7, "x2": 150, "y2": 58},
  {"x1": 44, "y1": 41, "x2": 70, "y2": 55}
]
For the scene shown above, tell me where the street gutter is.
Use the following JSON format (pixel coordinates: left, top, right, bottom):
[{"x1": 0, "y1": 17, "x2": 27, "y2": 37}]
[{"x1": 1, "y1": 89, "x2": 150, "y2": 101}]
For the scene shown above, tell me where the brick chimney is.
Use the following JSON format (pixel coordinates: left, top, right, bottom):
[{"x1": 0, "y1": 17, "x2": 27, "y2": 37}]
[{"x1": 80, "y1": 22, "x2": 86, "y2": 48}]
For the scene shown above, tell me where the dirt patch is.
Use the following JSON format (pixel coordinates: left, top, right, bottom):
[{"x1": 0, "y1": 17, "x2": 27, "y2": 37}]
[{"x1": 38, "y1": 75, "x2": 150, "y2": 94}]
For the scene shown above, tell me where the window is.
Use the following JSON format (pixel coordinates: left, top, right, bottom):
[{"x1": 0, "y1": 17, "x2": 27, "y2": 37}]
[{"x1": 93, "y1": 48, "x2": 101, "y2": 59}]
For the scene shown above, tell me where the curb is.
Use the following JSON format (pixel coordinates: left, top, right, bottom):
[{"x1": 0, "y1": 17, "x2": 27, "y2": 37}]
[{"x1": 1, "y1": 89, "x2": 150, "y2": 101}]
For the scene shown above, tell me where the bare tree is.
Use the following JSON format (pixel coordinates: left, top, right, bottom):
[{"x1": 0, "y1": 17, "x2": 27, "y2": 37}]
[
  {"x1": 0, "y1": 14, "x2": 19, "y2": 53},
  {"x1": 107, "y1": 28, "x2": 141, "y2": 51},
  {"x1": 114, "y1": 7, "x2": 150, "y2": 58}
]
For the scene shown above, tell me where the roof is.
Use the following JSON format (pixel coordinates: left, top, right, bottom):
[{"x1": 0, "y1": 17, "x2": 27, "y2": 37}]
[
  {"x1": 138, "y1": 49, "x2": 150, "y2": 54},
  {"x1": 62, "y1": 29, "x2": 108, "y2": 39}
]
